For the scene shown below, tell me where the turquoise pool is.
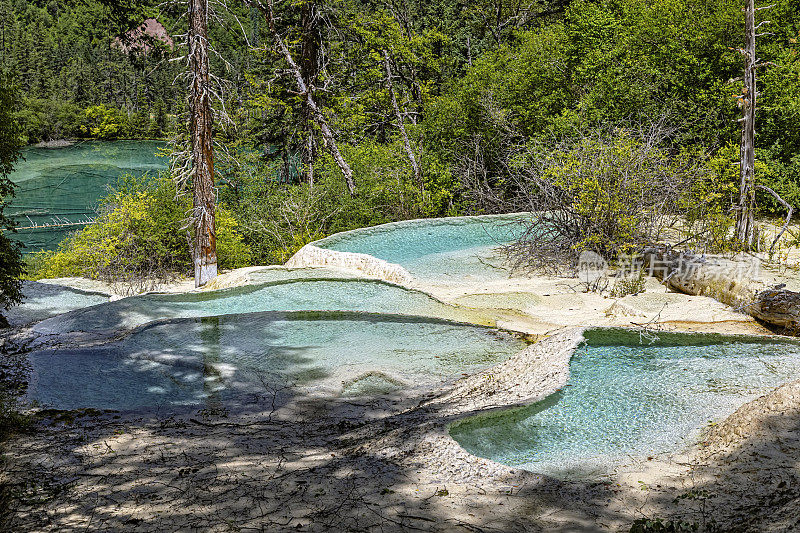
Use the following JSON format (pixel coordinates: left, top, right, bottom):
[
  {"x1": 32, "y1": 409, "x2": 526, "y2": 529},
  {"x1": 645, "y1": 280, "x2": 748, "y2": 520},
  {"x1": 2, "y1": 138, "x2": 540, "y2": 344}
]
[
  {"x1": 450, "y1": 330, "x2": 800, "y2": 477},
  {"x1": 33, "y1": 277, "x2": 481, "y2": 337},
  {"x1": 26, "y1": 312, "x2": 526, "y2": 410},
  {"x1": 313, "y1": 214, "x2": 529, "y2": 281},
  {"x1": 6, "y1": 281, "x2": 109, "y2": 327}
]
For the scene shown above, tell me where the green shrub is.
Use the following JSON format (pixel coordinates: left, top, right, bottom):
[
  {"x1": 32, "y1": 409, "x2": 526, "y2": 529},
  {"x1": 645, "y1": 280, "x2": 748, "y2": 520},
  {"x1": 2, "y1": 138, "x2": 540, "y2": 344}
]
[
  {"x1": 230, "y1": 177, "x2": 336, "y2": 265},
  {"x1": 30, "y1": 174, "x2": 252, "y2": 288},
  {"x1": 680, "y1": 143, "x2": 738, "y2": 252},
  {"x1": 227, "y1": 137, "x2": 465, "y2": 265},
  {"x1": 680, "y1": 142, "x2": 792, "y2": 253},
  {"x1": 81, "y1": 104, "x2": 130, "y2": 140},
  {"x1": 502, "y1": 127, "x2": 704, "y2": 272},
  {"x1": 611, "y1": 269, "x2": 646, "y2": 298},
  {"x1": 215, "y1": 208, "x2": 253, "y2": 269}
]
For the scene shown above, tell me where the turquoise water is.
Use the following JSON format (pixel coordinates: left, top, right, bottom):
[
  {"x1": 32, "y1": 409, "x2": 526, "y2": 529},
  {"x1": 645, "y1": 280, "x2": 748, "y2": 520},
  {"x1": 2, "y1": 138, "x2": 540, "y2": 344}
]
[
  {"x1": 450, "y1": 330, "x2": 800, "y2": 478},
  {"x1": 26, "y1": 312, "x2": 525, "y2": 410},
  {"x1": 314, "y1": 214, "x2": 529, "y2": 281},
  {"x1": 33, "y1": 277, "x2": 480, "y2": 337},
  {"x1": 8, "y1": 141, "x2": 166, "y2": 251},
  {"x1": 5, "y1": 281, "x2": 108, "y2": 327}
]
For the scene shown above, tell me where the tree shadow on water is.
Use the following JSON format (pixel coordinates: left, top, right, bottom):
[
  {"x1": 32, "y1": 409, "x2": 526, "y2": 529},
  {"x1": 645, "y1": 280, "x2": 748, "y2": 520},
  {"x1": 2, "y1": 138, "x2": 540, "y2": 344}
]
[{"x1": 5, "y1": 320, "x2": 799, "y2": 532}]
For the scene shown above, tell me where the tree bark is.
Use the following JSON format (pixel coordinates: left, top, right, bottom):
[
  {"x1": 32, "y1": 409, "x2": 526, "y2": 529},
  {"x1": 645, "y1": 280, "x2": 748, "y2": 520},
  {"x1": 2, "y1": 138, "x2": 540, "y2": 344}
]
[
  {"x1": 189, "y1": 0, "x2": 217, "y2": 287},
  {"x1": 642, "y1": 246, "x2": 800, "y2": 334},
  {"x1": 734, "y1": 0, "x2": 757, "y2": 250},
  {"x1": 382, "y1": 49, "x2": 422, "y2": 191}
]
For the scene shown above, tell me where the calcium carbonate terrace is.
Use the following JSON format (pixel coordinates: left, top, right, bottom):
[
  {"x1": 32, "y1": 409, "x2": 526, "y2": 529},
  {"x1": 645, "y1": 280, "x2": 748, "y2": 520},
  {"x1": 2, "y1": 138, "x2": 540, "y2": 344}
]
[{"x1": 14, "y1": 214, "x2": 800, "y2": 478}]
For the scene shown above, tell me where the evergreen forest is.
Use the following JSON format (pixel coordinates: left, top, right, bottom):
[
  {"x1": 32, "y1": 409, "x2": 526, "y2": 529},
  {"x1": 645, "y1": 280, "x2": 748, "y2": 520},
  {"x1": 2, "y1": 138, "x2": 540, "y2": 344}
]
[{"x1": 1, "y1": 0, "x2": 799, "y2": 281}]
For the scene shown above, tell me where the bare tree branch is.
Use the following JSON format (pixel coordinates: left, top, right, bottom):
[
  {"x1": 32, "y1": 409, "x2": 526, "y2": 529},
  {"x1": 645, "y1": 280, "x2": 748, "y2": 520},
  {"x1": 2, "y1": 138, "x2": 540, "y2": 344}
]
[{"x1": 245, "y1": 0, "x2": 357, "y2": 195}]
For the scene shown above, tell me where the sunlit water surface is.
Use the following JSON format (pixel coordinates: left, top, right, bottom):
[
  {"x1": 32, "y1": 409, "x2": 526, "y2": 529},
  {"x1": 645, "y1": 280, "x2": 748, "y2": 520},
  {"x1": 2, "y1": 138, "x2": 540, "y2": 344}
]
[
  {"x1": 451, "y1": 330, "x2": 800, "y2": 478},
  {"x1": 314, "y1": 214, "x2": 529, "y2": 281},
  {"x1": 33, "y1": 277, "x2": 482, "y2": 336}
]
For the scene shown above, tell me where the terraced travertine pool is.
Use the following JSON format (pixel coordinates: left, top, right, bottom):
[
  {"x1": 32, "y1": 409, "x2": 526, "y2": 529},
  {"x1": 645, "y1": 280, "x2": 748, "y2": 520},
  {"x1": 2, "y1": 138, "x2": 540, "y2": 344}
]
[
  {"x1": 12, "y1": 214, "x2": 800, "y2": 478},
  {"x1": 26, "y1": 312, "x2": 525, "y2": 410},
  {"x1": 32, "y1": 277, "x2": 489, "y2": 337},
  {"x1": 450, "y1": 329, "x2": 800, "y2": 477},
  {"x1": 313, "y1": 214, "x2": 528, "y2": 281},
  {"x1": 5, "y1": 282, "x2": 109, "y2": 327}
]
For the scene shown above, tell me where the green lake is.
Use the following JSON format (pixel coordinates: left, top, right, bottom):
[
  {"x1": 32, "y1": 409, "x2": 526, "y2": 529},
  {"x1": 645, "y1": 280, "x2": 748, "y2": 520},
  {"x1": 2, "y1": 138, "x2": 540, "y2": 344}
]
[{"x1": 7, "y1": 140, "x2": 167, "y2": 252}]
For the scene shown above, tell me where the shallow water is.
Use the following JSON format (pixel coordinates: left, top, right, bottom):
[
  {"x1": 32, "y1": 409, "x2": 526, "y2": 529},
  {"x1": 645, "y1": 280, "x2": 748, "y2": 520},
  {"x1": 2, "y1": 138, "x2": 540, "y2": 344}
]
[
  {"x1": 33, "y1": 277, "x2": 486, "y2": 336},
  {"x1": 314, "y1": 214, "x2": 529, "y2": 281},
  {"x1": 8, "y1": 141, "x2": 166, "y2": 251},
  {"x1": 450, "y1": 330, "x2": 800, "y2": 478},
  {"x1": 5, "y1": 281, "x2": 109, "y2": 327},
  {"x1": 26, "y1": 312, "x2": 526, "y2": 410}
]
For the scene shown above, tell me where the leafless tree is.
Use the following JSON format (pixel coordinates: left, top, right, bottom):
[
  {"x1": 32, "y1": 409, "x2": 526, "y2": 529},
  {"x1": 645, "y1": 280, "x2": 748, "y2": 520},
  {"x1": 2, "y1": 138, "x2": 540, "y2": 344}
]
[
  {"x1": 168, "y1": 0, "x2": 248, "y2": 286},
  {"x1": 245, "y1": 0, "x2": 357, "y2": 195},
  {"x1": 382, "y1": 49, "x2": 422, "y2": 191},
  {"x1": 187, "y1": 0, "x2": 218, "y2": 287},
  {"x1": 734, "y1": 0, "x2": 758, "y2": 249},
  {"x1": 733, "y1": 0, "x2": 783, "y2": 251}
]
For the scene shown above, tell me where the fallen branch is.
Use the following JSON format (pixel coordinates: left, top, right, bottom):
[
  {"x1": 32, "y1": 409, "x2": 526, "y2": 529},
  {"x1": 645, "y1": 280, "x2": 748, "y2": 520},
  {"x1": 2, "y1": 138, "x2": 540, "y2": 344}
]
[{"x1": 642, "y1": 246, "x2": 800, "y2": 334}]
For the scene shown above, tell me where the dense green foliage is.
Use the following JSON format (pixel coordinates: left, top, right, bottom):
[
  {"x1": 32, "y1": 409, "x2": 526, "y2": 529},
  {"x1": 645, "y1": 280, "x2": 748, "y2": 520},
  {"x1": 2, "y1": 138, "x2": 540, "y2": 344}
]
[
  {"x1": 226, "y1": 138, "x2": 460, "y2": 263},
  {"x1": 424, "y1": 0, "x2": 800, "y2": 211},
  {"x1": 0, "y1": 0, "x2": 177, "y2": 142},
  {"x1": 12, "y1": 0, "x2": 800, "y2": 277},
  {"x1": 0, "y1": 71, "x2": 25, "y2": 320},
  {"x1": 0, "y1": 0, "x2": 253, "y2": 143},
  {"x1": 29, "y1": 175, "x2": 251, "y2": 287}
]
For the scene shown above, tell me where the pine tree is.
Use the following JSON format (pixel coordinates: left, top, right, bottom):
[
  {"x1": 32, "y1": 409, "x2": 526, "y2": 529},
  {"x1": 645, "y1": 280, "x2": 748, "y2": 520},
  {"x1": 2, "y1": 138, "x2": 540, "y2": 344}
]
[{"x1": 0, "y1": 71, "x2": 26, "y2": 326}]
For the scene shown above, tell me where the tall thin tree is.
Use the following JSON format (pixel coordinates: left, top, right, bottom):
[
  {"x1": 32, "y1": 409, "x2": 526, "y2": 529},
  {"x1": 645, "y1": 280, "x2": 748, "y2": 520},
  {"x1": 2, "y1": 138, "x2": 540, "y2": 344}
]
[
  {"x1": 734, "y1": 0, "x2": 778, "y2": 250},
  {"x1": 246, "y1": 0, "x2": 356, "y2": 195},
  {"x1": 734, "y1": 0, "x2": 757, "y2": 250},
  {"x1": 382, "y1": 49, "x2": 422, "y2": 191},
  {"x1": 188, "y1": 0, "x2": 217, "y2": 286}
]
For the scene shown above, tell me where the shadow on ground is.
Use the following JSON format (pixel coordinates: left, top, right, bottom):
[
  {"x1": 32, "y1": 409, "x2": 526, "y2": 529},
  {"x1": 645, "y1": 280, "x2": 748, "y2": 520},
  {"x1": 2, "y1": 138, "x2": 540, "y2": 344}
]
[
  {"x1": 0, "y1": 381, "x2": 639, "y2": 532},
  {"x1": 2, "y1": 335, "x2": 799, "y2": 532},
  {"x1": 633, "y1": 381, "x2": 800, "y2": 533}
]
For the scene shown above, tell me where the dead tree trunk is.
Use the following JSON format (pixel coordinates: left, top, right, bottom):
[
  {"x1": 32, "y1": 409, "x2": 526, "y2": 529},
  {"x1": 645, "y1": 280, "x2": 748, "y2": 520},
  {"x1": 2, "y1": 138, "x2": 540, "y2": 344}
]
[
  {"x1": 300, "y1": 0, "x2": 319, "y2": 187},
  {"x1": 382, "y1": 49, "x2": 422, "y2": 191},
  {"x1": 189, "y1": 0, "x2": 217, "y2": 287},
  {"x1": 247, "y1": 0, "x2": 356, "y2": 195},
  {"x1": 734, "y1": 0, "x2": 758, "y2": 250},
  {"x1": 642, "y1": 246, "x2": 800, "y2": 334}
]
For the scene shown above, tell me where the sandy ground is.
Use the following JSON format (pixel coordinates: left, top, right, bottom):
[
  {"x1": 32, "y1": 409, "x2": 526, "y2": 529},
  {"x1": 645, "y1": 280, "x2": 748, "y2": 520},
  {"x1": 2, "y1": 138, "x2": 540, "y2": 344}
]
[
  {"x1": 3, "y1": 332, "x2": 799, "y2": 532},
  {"x1": 4, "y1": 257, "x2": 800, "y2": 531}
]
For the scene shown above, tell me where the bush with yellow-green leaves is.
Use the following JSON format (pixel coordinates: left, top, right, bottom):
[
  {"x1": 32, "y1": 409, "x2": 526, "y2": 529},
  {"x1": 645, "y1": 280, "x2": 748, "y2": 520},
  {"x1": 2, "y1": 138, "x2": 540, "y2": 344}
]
[
  {"x1": 500, "y1": 124, "x2": 705, "y2": 274},
  {"x1": 29, "y1": 174, "x2": 251, "y2": 291}
]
